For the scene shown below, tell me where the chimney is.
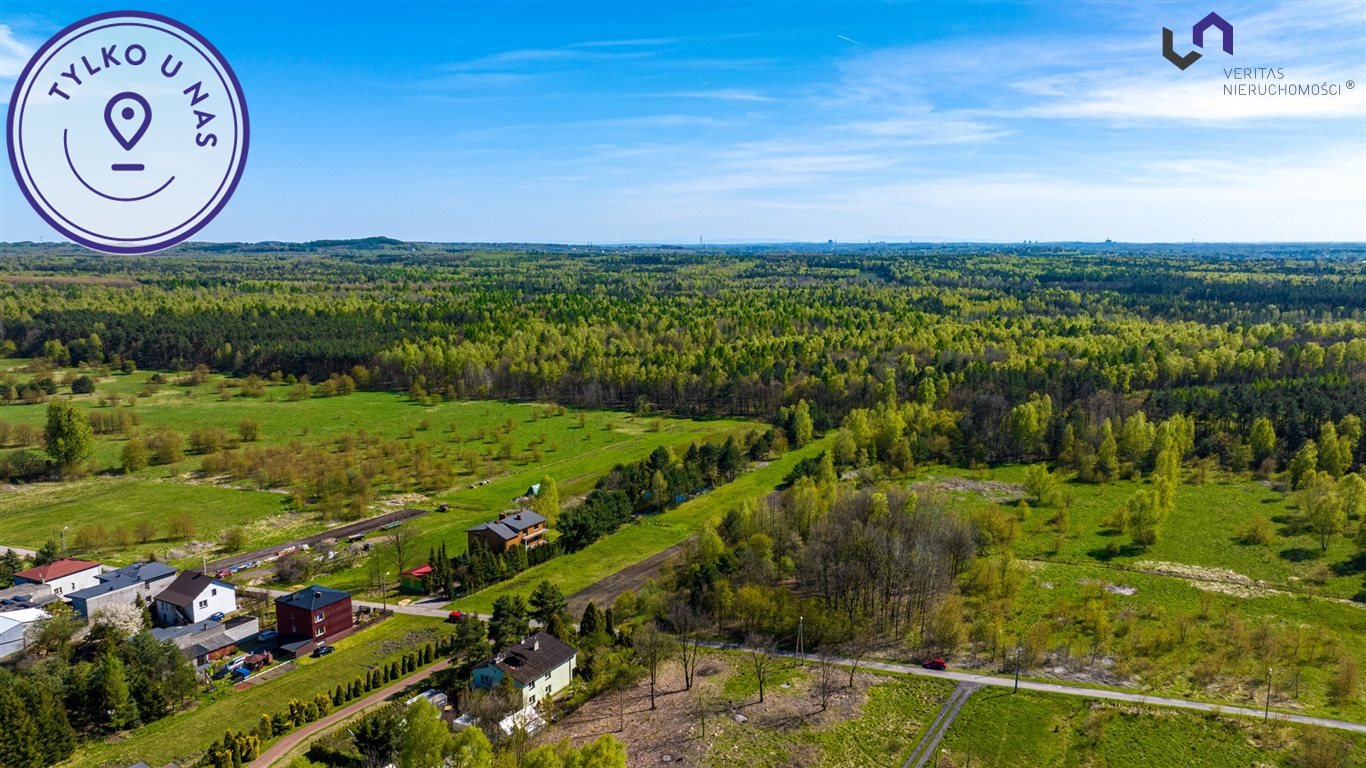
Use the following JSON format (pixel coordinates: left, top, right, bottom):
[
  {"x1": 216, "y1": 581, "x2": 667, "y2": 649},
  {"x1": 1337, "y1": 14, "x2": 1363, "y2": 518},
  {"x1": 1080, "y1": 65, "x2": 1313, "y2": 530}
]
[
  {"x1": 533, "y1": 638, "x2": 540, "y2": 651},
  {"x1": 313, "y1": 591, "x2": 322, "y2": 598}
]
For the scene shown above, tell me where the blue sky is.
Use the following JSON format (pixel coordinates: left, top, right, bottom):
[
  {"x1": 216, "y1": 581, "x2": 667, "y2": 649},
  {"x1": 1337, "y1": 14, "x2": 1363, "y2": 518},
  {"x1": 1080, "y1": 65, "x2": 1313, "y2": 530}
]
[{"x1": 2, "y1": 1, "x2": 1364, "y2": 243}]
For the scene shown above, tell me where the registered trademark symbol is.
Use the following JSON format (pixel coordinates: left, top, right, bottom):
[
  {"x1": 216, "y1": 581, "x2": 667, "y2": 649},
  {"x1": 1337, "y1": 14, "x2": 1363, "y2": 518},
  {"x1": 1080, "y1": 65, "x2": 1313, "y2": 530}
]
[{"x1": 1348, "y1": 80, "x2": 1356, "y2": 89}]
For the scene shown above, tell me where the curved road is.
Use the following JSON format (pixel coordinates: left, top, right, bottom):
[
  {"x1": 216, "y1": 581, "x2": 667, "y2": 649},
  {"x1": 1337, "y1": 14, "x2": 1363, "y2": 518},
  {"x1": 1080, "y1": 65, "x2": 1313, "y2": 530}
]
[
  {"x1": 700, "y1": 641, "x2": 1366, "y2": 735},
  {"x1": 255, "y1": 658, "x2": 451, "y2": 766}
]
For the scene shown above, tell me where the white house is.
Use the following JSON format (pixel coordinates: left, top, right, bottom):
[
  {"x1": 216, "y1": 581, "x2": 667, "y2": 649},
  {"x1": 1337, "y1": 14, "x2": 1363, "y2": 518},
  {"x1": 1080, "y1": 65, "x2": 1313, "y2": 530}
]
[
  {"x1": 0, "y1": 608, "x2": 50, "y2": 659},
  {"x1": 471, "y1": 631, "x2": 577, "y2": 709},
  {"x1": 153, "y1": 571, "x2": 236, "y2": 626},
  {"x1": 12, "y1": 559, "x2": 103, "y2": 597}
]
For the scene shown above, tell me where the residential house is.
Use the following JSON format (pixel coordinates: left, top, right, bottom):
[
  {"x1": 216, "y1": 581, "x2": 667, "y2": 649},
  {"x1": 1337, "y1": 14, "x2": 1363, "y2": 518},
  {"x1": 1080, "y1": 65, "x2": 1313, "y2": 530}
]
[
  {"x1": 399, "y1": 564, "x2": 432, "y2": 594},
  {"x1": 153, "y1": 571, "x2": 237, "y2": 626},
  {"x1": 12, "y1": 558, "x2": 102, "y2": 597},
  {"x1": 67, "y1": 562, "x2": 177, "y2": 620},
  {"x1": 274, "y1": 585, "x2": 353, "y2": 657},
  {"x1": 151, "y1": 617, "x2": 261, "y2": 667},
  {"x1": 467, "y1": 510, "x2": 547, "y2": 554},
  {"x1": 471, "y1": 631, "x2": 577, "y2": 709},
  {"x1": 0, "y1": 607, "x2": 50, "y2": 659}
]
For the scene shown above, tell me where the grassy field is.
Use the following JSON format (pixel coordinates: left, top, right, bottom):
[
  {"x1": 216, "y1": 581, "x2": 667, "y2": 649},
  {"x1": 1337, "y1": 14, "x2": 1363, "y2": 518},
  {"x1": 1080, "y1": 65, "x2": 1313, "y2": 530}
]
[
  {"x1": 63, "y1": 615, "x2": 455, "y2": 768},
  {"x1": 918, "y1": 465, "x2": 1364, "y2": 602},
  {"x1": 991, "y1": 559, "x2": 1366, "y2": 723},
  {"x1": 0, "y1": 361, "x2": 754, "y2": 577},
  {"x1": 937, "y1": 687, "x2": 1366, "y2": 768},
  {"x1": 448, "y1": 435, "x2": 834, "y2": 614}
]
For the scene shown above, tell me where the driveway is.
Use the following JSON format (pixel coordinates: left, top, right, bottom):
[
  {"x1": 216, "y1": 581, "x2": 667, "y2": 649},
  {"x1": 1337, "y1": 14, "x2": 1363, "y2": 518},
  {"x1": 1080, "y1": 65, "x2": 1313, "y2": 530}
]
[{"x1": 255, "y1": 658, "x2": 451, "y2": 766}]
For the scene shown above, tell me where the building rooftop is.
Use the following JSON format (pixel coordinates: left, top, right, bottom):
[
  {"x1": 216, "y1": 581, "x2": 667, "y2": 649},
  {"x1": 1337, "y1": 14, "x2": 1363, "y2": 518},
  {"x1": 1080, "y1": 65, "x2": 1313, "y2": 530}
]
[
  {"x1": 479, "y1": 631, "x2": 576, "y2": 686},
  {"x1": 68, "y1": 562, "x2": 176, "y2": 601},
  {"x1": 13, "y1": 559, "x2": 101, "y2": 583},
  {"x1": 275, "y1": 584, "x2": 351, "y2": 611},
  {"x1": 0, "y1": 607, "x2": 50, "y2": 628},
  {"x1": 155, "y1": 571, "x2": 233, "y2": 608}
]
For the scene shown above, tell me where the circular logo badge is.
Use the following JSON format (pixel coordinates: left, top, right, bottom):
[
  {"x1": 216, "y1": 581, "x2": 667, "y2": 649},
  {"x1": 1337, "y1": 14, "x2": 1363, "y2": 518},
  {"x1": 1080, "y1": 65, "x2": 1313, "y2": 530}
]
[{"x1": 7, "y1": 11, "x2": 248, "y2": 254}]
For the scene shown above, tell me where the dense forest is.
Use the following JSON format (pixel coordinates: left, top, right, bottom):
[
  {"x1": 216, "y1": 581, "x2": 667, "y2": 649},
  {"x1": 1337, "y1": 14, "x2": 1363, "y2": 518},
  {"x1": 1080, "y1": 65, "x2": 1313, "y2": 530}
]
[{"x1": 2, "y1": 241, "x2": 1364, "y2": 473}]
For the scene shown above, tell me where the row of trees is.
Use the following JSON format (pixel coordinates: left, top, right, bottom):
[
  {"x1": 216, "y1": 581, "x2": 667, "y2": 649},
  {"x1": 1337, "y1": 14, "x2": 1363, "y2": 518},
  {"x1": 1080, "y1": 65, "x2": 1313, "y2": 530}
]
[{"x1": 558, "y1": 437, "x2": 752, "y2": 552}]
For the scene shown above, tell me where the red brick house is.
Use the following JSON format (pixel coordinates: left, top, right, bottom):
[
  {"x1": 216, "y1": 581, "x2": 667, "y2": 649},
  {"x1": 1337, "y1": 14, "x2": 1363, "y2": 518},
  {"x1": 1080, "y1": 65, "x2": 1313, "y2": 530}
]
[
  {"x1": 274, "y1": 585, "x2": 353, "y2": 657},
  {"x1": 467, "y1": 510, "x2": 547, "y2": 554}
]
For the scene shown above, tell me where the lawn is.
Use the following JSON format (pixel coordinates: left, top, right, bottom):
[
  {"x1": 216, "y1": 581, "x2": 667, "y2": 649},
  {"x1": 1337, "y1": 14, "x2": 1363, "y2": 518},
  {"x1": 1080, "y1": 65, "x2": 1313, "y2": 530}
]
[
  {"x1": 448, "y1": 435, "x2": 835, "y2": 615},
  {"x1": 62, "y1": 614, "x2": 455, "y2": 768},
  {"x1": 0, "y1": 477, "x2": 300, "y2": 567},
  {"x1": 937, "y1": 687, "x2": 1366, "y2": 768}
]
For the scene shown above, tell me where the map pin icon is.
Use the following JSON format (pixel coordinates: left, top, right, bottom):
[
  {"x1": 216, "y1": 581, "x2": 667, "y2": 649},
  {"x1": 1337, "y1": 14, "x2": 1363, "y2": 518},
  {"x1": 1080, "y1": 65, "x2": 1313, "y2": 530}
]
[{"x1": 105, "y1": 92, "x2": 152, "y2": 151}]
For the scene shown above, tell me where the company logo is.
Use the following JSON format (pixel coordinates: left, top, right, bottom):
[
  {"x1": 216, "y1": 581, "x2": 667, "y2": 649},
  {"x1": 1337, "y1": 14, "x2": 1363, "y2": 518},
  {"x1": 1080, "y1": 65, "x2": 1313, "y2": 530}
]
[
  {"x1": 1162, "y1": 12, "x2": 1233, "y2": 70},
  {"x1": 7, "y1": 11, "x2": 248, "y2": 254}
]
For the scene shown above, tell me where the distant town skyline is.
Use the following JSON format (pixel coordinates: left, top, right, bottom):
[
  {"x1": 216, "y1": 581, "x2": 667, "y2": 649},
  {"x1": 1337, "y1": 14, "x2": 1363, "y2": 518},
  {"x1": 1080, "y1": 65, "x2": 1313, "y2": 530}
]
[{"x1": 3, "y1": 1, "x2": 1364, "y2": 244}]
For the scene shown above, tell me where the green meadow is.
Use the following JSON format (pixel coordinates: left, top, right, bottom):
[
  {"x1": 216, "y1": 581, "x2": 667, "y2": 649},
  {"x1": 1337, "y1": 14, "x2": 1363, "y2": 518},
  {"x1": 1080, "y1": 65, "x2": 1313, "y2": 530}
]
[
  {"x1": 918, "y1": 464, "x2": 1365, "y2": 602},
  {"x1": 0, "y1": 362, "x2": 755, "y2": 578},
  {"x1": 937, "y1": 687, "x2": 1366, "y2": 768}
]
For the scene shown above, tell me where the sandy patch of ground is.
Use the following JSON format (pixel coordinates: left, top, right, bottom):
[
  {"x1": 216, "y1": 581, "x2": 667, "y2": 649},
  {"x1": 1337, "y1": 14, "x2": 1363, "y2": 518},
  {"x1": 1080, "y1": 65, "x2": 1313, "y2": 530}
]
[
  {"x1": 911, "y1": 476, "x2": 1026, "y2": 504},
  {"x1": 1130, "y1": 560, "x2": 1289, "y2": 599}
]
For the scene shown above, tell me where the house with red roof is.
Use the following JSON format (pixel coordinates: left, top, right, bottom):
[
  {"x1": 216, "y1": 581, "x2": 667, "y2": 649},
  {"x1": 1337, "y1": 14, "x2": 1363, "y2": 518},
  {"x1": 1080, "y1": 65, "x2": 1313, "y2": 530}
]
[
  {"x1": 399, "y1": 564, "x2": 432, "y2": 593},
  {"x1": 12, "y1": 559, "x2": 102, "y2": 597}
]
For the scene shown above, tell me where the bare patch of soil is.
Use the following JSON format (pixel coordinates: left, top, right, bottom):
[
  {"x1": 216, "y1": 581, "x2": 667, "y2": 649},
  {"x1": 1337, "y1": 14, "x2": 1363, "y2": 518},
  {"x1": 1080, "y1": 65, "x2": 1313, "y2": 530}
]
[
  {"x1": 550, "y1": 654, "x2": 880, "y2": 767},
  {"x1": 911, "y1": 476, "x2": 1026, "y2": 504}
]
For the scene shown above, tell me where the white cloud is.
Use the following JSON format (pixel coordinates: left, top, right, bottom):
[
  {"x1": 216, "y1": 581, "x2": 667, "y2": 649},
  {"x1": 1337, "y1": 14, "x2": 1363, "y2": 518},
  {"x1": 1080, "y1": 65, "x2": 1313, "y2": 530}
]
[{"x1": 0, "y1": 23, "x2": 35, "y2": 80}]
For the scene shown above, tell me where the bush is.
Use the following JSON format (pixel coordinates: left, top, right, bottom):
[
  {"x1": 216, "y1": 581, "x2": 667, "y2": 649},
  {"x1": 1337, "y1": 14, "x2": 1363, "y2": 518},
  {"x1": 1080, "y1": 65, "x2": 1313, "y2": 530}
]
[
  {"x1": 71, "y1": 375, "x2": 96, "y2": 394},
  {"x1": 1237, "y1": 517, "x2": 1276, "y2": 545}
]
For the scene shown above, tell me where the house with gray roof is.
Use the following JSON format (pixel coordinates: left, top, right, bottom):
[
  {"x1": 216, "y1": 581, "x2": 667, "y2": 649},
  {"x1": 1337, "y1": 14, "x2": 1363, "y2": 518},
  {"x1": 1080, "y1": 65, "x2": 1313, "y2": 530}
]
[
  {"x1": 153, "y1": 571, "x2": 237, "y2": 626},
  {"x1": 67, "y1": 561, "x2": 177, "y2": 620},
  {"x1": 467, "y1": 510, "x2": 547, "y2": 554},
  {"x1": 471, "y1": 631, "x2": 577, "y2": 709}
]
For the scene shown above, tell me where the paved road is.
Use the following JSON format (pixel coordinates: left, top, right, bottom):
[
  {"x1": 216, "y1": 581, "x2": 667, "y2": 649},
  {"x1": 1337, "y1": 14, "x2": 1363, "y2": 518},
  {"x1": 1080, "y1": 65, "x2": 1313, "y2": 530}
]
[
  {"x1": 699, "y1": 641, "x2": 1366, "y2": 735},
  {"x1": 255, "y1": 658, "x2": 451, "y2": 767},
  {"x1": 0, "y1": 545, "x2": 38, "y2": 558},
  {"x1": 903, "y1": 682, "x2": 976, "y2": 768},
  {"x1": 207, "y1": 508, "x2": 428, "y2": 574}
]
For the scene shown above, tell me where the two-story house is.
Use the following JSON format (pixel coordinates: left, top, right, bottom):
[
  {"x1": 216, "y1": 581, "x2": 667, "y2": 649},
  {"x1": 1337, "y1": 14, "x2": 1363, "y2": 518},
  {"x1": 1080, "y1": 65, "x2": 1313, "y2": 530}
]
[
  {"x1": 467, "y1": 510, "x2": 548, "y2": 554},
  {"x1": 275, "y1": 585, "x2": 353, "y2": 656},
  {"x1": 12, "y1": 559, "x2": 102, "y2": 597},
  {"x1": 153, "y1": 571, "x2": 237, "y2": 626},
  {"x1": 471, "y1": 631, "x2": 577, "y2": 709}
]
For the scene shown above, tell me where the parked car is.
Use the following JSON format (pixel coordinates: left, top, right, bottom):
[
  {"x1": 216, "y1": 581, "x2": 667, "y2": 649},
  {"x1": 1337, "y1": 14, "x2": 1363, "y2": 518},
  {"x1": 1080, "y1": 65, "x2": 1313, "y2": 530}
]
[
  {"x1": 311, "y1": 645, "x2": 335, "y2": 658},
  {"x1": 208, "y1": 612, "x2": 226, "y2": 622},
  {"x1": 258, "y1": 629, "x2": 278, "y2": 642},
  {"x1": 447, "y1": 610, "x2": 465, "y2": 622},
  {"x1": 923, "y1": 658, "x2": 947, "y2": 671}
]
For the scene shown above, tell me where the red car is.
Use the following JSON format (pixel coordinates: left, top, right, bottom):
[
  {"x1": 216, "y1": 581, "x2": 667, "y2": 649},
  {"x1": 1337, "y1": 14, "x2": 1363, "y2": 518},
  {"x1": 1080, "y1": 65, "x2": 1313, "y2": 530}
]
[
  {"x1": 923, "y1": 658, "x2": 947, "y2": 670},
  {"x1": 447, "y1": 610, "x2": 465, "y2": 622}
]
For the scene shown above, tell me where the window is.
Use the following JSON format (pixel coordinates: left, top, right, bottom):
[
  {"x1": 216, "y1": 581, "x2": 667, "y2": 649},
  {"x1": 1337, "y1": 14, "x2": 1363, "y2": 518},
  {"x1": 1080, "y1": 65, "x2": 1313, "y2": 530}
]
[
  {"x1": 199, "y1": 599, "x2": 208, "y2": 608},
  {"x1": 314, "y1": 612, "x2": 325, "y2": 623},
  {"x1": 315, "y1": 626, "x2": 325, "y2": 637},
  {"x1": 211, "y1": 588, "x2": 217, "y2": 596},
  {"x1": 54, "y1": 587, "x2": 62, "y2": 596},
  {"x1": 545, "y1": 685, "x2": 551, "y2": 694}
]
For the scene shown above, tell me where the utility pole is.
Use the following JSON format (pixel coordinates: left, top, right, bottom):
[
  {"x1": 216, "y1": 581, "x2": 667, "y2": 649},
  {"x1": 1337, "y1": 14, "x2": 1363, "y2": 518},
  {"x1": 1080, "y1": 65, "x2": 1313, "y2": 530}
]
[
  {"x1": 1264, "y1": 667, "x2": 1273, "y2": 722},
  {"x1": 1014, "y1": 645, "x2": 1022, "y2": 693},
  {"x1": 796, "y1": 615, "x2": 804, "y2": 662},
  {"x1": 61, "y1": 526, "x2": 68, "y2": 556},
  {"x1": 382, "y1": 571, "x2": 390, "y2": 612}
]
